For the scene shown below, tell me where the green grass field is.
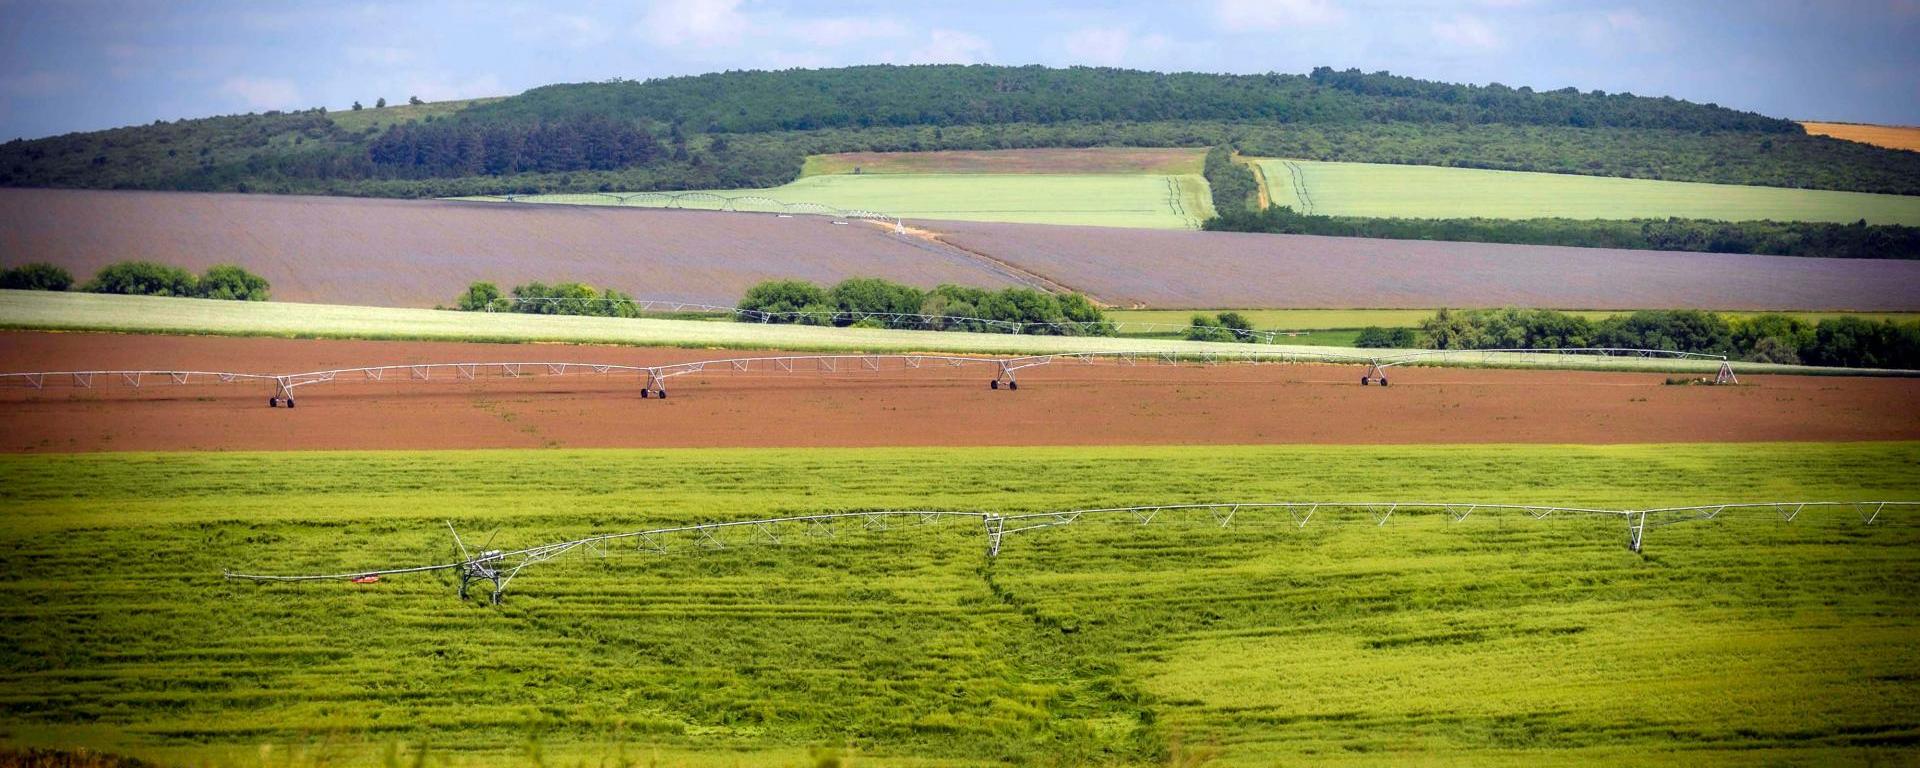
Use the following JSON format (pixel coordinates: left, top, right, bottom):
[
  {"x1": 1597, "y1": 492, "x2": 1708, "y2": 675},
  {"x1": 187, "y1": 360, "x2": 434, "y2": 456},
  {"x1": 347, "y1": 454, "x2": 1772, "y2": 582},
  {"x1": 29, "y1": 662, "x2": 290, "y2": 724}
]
[
  {"x1": 1255, "y1": 158, "x2": 1920, "y2": 225},
  {"x1": 479, "y1": 172, "x2": 1215, "y2": 229},
  {"x1": 2, "y1": 443, "x2": 1916, "y2": 765}
]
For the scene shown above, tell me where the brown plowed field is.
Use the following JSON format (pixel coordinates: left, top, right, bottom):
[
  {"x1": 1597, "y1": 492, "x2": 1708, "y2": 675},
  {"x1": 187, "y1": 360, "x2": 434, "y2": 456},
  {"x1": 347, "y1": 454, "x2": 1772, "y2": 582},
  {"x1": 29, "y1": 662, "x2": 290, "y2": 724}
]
[
  {"x1": 932, "y1": 220, "x2": 1920, "y2": 310},
  {"x1": 2, "y1": 332, "x2": 1915, "y2": 452},
  {"x1": 0, "y1": 188, "x2": 1026, "y2": 307}
]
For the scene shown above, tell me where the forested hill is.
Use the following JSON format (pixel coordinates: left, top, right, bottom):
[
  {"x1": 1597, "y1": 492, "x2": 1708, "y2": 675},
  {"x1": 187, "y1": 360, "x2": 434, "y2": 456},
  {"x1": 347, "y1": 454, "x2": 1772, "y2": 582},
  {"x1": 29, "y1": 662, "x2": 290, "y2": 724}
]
[
  {"x1": 469, "y1": 65, "x2": 1796, "y2": 134},
  {"x1": 5, "y1": 65, "x2": 1918, "y2": 199}
]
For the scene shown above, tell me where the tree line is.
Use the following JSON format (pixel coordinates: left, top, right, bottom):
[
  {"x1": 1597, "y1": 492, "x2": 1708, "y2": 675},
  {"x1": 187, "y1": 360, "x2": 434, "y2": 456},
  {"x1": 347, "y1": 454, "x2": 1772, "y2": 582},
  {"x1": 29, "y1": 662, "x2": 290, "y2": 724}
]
[
  {"x1": 735, "y1": 278, "x2": 1114, "y2": 335},
  {"x1": 1204, "y1": 205, "x2": 1920, "y2": 260},
  {"x1": 473, "y1": 65, "x2": 1797, "y2": 135},
  {"x1": 1409, "y1": 308, "x2": 1919, "y2": 369},
  {"x1": 1, "y1": 261, "x2": 269, "y2": 300}
]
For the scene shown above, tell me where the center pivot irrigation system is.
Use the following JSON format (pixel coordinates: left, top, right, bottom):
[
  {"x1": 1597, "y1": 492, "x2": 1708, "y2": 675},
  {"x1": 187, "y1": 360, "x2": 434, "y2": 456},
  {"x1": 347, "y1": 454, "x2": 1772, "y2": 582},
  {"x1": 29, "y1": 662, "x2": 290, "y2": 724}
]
[
  {"x1": 223, "y1": 501, "x2": 1912, "y2": 604},
  {"x1": 0, "y1": 348, "x2": 1736, "y2": 407}
]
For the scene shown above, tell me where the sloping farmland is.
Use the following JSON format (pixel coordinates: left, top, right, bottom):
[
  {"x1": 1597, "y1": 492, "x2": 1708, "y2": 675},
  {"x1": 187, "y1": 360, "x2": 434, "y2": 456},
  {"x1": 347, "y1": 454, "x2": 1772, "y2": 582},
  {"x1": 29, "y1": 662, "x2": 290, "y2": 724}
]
[
  {"x1": 929, "y1": 220, "x2": 1920, "y2": 310},
  {"x1": 0, "y1": 188, "x2": 1031, "y2": 307}
]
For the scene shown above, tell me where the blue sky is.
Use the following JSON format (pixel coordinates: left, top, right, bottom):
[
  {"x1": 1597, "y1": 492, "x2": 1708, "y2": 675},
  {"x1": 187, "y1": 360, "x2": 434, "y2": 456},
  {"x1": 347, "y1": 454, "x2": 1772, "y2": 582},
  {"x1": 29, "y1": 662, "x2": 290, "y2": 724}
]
[{"x1": 1, "y1": 0, "x2": 1916, "y2": 140}]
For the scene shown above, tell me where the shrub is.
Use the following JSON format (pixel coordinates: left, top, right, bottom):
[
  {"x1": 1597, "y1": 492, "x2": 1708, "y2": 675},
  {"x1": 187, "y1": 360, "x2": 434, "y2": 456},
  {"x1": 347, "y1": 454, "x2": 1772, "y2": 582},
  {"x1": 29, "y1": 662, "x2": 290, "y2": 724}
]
[
  {"x1": 84, "y1": 261, "x2": 197, "y2": 297},
  {"x1": 456, "y1": 281, "x2": 505, "y2": 311},
  {"x1": 738, "y1": 279, "x2": 829, "y2": 319},
  {"x1": 0, "y1": 263, "x2": 74, "y2": 291},
  {"x1": 196, "y1": 265, "x2": 270, "y2": 300},
  {"x1": 1354, "y1": 326, "x2": 1416, "y2": 348}
]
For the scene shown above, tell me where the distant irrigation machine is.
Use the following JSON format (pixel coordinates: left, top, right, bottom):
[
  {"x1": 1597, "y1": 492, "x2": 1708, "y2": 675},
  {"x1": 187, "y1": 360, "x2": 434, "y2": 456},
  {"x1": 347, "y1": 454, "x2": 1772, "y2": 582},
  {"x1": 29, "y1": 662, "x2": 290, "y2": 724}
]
[
  {"x1": 0, "y1": 347, "x2": 1738, "y2": 407},
  {"x1": 222, "y1": 501, "x2": 1911, "y2": 605}
]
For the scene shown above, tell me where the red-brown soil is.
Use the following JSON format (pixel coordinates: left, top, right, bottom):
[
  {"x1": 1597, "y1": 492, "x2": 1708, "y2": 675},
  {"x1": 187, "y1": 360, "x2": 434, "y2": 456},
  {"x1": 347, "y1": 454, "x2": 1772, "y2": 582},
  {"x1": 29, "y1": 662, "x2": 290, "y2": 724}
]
[
  {"x1": 1, "y1": 332, "x2": 1915, "y2": 452},
  {"x1": 8, "y1": 187, "x2": 1915, "y2": 313},
  {"x1": 932, "y1": 220, "x2": 1920, "y2": 310},
  {"x1": 0, "y1": 188, "x2": 1027, "y2": 307}
]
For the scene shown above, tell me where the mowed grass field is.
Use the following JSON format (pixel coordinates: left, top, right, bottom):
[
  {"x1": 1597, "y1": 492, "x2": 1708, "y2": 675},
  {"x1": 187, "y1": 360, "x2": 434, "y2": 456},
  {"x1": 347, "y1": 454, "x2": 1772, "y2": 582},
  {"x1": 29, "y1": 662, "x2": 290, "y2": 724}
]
[
  {"x1": 1255, "y1": 157, "x2": 1920, "y2": 224},
  {"x1": 499, "y1": 172, "x2": 1214, "y2": 229},
  {"x1": 801, "y1": 148, "x2": 1206, "y2": 176},
  {"x1": 1, "y1": 443, "x2": 1916, "y2": 765}
]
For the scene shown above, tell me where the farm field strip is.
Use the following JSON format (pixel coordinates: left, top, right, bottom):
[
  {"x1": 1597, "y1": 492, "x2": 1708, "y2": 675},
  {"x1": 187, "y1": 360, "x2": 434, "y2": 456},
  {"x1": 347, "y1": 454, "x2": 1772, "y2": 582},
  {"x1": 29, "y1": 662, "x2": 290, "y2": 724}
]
[
  {"x1": 1254, "y1": 157, "x2": 1920, "y2": 224},
  {"x1": 6, "y1": 292, "x2": 1899, "y2": 378},
  {"x1": 801, "y1": 147, "x2": 1207, "y2": 176},
  {"x1": 1800, "y1": 121, "x2": 1920, "y2": 152},
  {"x1": 1106, "y1": 308, "x2": 1920, "y2": 331},
  {"x1": 2, "y1": 443, "x2": 1916, "y2": 765},
  {"x1": 474, "y1": 172, "x2": 1216, "y2": 229},
  {"x1": 5, "y1": 332, "x2": 1918, "y2": 452},
  {"x1": 930, "y1": 219, "x2": 1920, "y2": 310}
]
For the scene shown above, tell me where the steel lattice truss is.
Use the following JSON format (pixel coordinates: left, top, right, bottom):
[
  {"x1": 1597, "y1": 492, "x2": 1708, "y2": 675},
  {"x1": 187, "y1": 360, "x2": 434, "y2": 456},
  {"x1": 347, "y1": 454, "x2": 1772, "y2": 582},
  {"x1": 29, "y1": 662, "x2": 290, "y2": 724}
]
[
  {"x1": 223, "y1": 500, "x2": 1912, "y2": 604},
  {"x1": 0, "y1": 348, "x2": 1735, "y2": 407}
]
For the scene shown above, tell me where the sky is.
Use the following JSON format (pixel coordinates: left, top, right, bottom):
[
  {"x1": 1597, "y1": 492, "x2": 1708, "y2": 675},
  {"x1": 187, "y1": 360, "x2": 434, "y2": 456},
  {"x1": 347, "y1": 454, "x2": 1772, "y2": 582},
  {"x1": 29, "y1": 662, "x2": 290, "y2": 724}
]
[{"x1": 1, "y1": 0, "x2": 1917, "y2": 141}]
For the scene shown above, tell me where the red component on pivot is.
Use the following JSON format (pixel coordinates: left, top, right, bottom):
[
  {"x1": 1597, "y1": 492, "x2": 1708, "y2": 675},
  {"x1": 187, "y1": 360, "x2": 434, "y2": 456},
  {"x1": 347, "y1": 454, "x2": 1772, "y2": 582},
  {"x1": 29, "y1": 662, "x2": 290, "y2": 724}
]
[{"x1": 351, "y1": 575, "x2": 381, "y2": 584}]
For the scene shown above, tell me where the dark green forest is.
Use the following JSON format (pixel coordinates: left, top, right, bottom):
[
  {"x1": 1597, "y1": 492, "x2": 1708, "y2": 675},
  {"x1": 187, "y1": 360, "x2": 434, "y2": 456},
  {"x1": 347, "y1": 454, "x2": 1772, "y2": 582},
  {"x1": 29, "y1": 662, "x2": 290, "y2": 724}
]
[{"x1": 6, "y1": 65, "x2": 1920, "y2": 199}]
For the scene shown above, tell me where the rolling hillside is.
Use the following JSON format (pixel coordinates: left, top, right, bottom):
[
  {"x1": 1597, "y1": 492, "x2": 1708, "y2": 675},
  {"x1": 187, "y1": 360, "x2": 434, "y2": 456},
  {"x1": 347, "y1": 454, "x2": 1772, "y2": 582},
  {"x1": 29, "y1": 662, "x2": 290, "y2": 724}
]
[{"x1": 6, "y1": 66, "x2": 1920, "y2": 200}]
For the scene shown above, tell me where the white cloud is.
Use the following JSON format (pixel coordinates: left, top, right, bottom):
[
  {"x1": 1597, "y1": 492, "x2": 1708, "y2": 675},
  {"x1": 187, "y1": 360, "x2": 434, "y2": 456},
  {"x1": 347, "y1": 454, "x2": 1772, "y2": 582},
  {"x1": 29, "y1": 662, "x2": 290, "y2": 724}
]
[
  {"x1": 1213, "y1": 0, "x2": 1343, "y2": 29},
  {"x1": 346, "y1": 46, "x2": 414, "y2": 66},
  {"x1": 1577, "y1": 8, "x2": 1671, "y2": 52},
  {"x1": 546, "y1": 14, "x2": 613, "y2": 48},
  {"x1": 906, "y1": 29, "x2": 992, "y2": 64},
  {"x1": 793, "y1": 18, "x2": 909, "y2": 47},
  {"x1": 1432, "y1": 15, "x2": 1503, "y2": 51},
  {"x1": 639, "y1": 0, "x2": 747, "y2": 47},
  {"x1": 218, "y1": 76, "x2": 300, "y2": 110},
  {"x1": 1060, "y1": 27, "x2": 1175, "y2": 68}
]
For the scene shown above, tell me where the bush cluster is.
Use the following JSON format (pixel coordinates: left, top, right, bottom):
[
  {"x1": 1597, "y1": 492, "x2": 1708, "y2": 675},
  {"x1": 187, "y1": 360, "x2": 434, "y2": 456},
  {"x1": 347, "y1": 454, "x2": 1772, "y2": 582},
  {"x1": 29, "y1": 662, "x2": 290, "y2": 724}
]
[
  {"x1": 453, "y1": 281, "x2": 640, "y2": 317},
  {"x1": 62, "y1": 261, "x2": 271, "y2": 300},
  {"x1": 0, "y1": 263, "x2": 73, "y2": 291},
  {"x1": 1184, "y1": 311, "x2": 1259, "y2": 342},
  {"x1": 737, "y1": 278, "x2": 1113, "y2": 336},
  {"x1": 1354, "y1": 326, "x2": 1418, "y2": 348},
  {"x1": 1416, "y1": 308, "x2": 1920, "y2": 369},
  {"x1": 1204, "y1": 205, "x2": 1920, "y2": 260},
  {"x1": 1202, "y1": 146, "x2": 1259, "y2": 217}
]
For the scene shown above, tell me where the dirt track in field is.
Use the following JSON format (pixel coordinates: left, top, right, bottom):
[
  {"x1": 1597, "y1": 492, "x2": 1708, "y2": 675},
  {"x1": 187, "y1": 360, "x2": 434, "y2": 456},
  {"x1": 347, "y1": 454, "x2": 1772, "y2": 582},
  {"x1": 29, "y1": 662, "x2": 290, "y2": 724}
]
[{"x1": 1, "y1": 332, "x2": 1915, "y2": 452}]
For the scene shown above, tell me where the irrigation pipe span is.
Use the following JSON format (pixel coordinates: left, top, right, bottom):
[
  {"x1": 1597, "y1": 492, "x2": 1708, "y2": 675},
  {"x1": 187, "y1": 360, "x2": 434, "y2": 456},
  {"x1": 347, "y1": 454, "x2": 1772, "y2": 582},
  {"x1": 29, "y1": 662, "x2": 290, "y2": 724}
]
[
  {"x1": 0, "y1": 348, "x2": 1736, "y2": 407},
  {"x1": 223, "y1": 501, "x2": 1915, "y2": 604}
]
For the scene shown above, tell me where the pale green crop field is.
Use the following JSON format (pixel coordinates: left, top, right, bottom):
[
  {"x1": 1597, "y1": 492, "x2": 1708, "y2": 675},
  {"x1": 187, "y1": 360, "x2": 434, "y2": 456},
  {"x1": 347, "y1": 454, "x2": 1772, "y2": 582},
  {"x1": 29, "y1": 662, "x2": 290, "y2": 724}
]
[
  {"x1": 1256, "y1": 158, "x2": 1920, "y2": 225},
  {"x1": 10, "y1": 290, "x2": 1896, "y2": 377},
  {"x1": 1, "y1": 443, "x2": 1916, "y2": 765},
  {"x1": 467, "y1": 172, "x2": 1215, "y2": 229}
]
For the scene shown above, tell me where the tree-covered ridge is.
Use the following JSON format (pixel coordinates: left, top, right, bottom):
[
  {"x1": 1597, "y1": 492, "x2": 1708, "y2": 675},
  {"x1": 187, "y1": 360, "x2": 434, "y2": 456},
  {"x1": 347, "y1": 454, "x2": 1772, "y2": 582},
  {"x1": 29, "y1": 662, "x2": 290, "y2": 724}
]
[
  {"x1": 471, "y1": 65, "x2": 1797, "y2": 134},
  {"x1": 4, "y1": 65, "x2": 1917, "y2": 200}
]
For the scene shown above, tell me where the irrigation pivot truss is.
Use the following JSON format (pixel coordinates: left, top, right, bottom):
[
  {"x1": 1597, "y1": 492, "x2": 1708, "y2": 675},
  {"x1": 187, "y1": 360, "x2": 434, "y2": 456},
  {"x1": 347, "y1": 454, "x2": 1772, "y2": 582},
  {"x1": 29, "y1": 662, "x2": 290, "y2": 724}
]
[
  {"x1": 0, "y1": 348, "x2": 1739, "y2": 407},
  {"x1": 223, "y1": 501, "x2": 1915, "y2": 604}
]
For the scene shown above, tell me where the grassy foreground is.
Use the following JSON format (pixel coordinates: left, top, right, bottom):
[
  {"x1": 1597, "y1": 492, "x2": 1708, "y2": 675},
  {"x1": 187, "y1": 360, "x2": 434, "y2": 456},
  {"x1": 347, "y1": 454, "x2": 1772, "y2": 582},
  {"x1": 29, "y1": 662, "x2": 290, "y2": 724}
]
[
  {"x1": 8, "y1": 291, "x2": 1901, "y2": 378},
  {"x1": 1, "y1": 443, "x2": 1916, "y2": 766},
  {"x1": 1256, "y1": 157, "x2": 1920, "y2": 225}
]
